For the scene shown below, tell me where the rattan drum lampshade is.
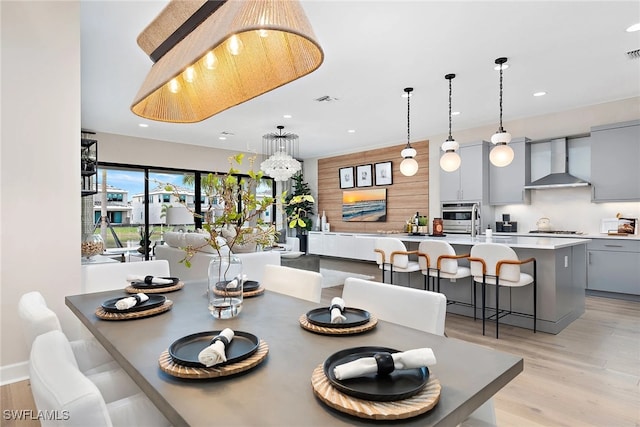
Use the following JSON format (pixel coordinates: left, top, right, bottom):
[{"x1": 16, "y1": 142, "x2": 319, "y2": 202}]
[{"x1": 131, "y1": 0, "x2": 324, "y2": 123}]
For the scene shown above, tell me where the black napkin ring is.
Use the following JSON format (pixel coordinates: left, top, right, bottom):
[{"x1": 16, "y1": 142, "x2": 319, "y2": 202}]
[
  {"x1": 211, "y1": 335, "x2": 229, "y2": 347},
  {"x1": 132, "y1": 294, "x2": 144, "y2": 304},
  {"x1": 329, "y1": 304, "x2": 344, "y2": 313},
  {"x1": 374, "y1": 352, "x2": 395, "y2": 376},
  {"x1": 144, "y1": 275, "x2": 154, "y2": 284}
]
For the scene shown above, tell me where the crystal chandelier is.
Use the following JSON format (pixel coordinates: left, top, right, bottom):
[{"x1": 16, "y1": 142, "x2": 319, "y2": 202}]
[{"x1": 260, "y1": 126, "x2": 301, "y2": 182}]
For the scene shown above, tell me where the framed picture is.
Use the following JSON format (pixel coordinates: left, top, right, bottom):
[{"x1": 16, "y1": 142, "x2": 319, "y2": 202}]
[
  {"x1": 374, "y1": 161, "x2": 393, "y2": 186},
  {"x1": 339, "y1": 166, "x2": 355, "y2": 189},
  {"x1": 342, "y1": 189, "x2": 387, "y2": 222},
  {"x1": 356, "y1": 164, "x2": 373, "y2": 187}
]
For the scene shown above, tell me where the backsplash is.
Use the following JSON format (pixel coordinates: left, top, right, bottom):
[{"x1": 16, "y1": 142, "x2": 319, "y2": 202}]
[{"x1": 492, "y1": 186, "x2": 640, "y2": 234}]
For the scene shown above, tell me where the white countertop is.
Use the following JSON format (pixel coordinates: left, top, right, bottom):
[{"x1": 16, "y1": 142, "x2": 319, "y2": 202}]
[
  {"x1": 310, "y1": 231, "x2": 590, "y2": 249},
  {"x1": 493, "y1": 232, "x2": 640, "y2": 241}
]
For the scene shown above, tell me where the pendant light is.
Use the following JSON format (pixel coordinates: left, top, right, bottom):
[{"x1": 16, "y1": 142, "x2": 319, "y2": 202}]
[
  {"x1": 260, "y1": 126, "x2": 301, "y2": 182},
  {"x1": 490, "y1": 57, "x2": 514, "y2": 167},
  {"x1": 400, "y1": 87, "x2": 419, "y2": 177},
  {"x1": 440, "y1": 74, "x2": 461, "y2": 172}
]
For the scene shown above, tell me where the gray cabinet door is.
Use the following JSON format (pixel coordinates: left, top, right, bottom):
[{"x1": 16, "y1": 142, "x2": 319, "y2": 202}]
[
  {"x1": 587, "y1": 250, "x2": 640, "y2": 295},
  {"x1": 489, "y1": 138, "x2": 531, "y2": 205},
  {"x1": 590, "y1": 121, "x2": 640, "y2": 202},
  {"x1": 440, "y1": 141, "x2": 488, "y2": 202}
]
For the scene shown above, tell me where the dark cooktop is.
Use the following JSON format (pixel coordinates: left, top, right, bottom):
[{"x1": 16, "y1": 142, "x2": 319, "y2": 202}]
[{"x1": 528, "y1": 230, "x2": 578, "y2": 234}]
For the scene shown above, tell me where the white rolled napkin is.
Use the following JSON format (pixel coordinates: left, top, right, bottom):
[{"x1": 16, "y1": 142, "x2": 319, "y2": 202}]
[
  {"x1": 126, "y1": 275, "x2": 173, "y2": 285},
  {"x1": 330, "y1": 297, "x2": 347, "y2": 324},
  {"x1": 224, "y1": 274, "x2": 246, "y2": 290},
  {"x1": 198, "y1": 328, "x2": 235, "y2": 367},
  {"x1": 115, "y1": 293, "x2": 149, "y2": 310},
  {"x1": 333, "y1": 348, "x2": 437, "y2": 380}
]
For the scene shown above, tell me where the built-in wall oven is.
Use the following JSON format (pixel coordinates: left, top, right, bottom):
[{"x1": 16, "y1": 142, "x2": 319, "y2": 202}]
[{"x1": 442, "y1": 202, "x2": 481, "y2": 234}]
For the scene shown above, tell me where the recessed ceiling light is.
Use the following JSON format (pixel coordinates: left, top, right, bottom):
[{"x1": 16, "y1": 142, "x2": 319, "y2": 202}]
[
  {"x1": 283, "y1": 114, "x2": 292, "y2": 119},
  {"x1": 138, "y1": 123, "x2": 149, "y2": 128},
  {"x1": 493, "y1": 63, "x2": 509, "y2": 71},
  {"x1": 533, "y1": 91, "x2": 547, "y2": 97},
  {"x1": 219, "y1": 136, "x2": 227, "y2": 140},
  {"x1": 626, "y1": 23, "x2": 640, "y2": 32},
  {"x1": 451, "y1": 111, "x2": 460, "y2": 116},
  {"x1": 347, "y1": 129, "x2": 356, "y2": 133}
]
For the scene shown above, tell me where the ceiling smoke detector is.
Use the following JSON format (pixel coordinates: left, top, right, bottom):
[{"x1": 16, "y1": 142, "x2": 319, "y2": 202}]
[{"x1": 314, "y1": 95, "x2": 339, "y2": 102}]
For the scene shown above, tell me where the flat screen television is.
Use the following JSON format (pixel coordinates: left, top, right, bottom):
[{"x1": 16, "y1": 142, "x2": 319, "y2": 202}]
[{"x1": 342, "y1": 188, "x2": 387, "y2": 222}]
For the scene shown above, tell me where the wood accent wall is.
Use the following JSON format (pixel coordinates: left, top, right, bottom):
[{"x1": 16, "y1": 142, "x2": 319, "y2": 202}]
[{"x1": 317, "y1": 140, "x2": 429, "y2": 233}]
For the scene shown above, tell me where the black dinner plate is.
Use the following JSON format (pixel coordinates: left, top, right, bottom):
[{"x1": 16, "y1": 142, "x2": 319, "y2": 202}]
[
  {"x1": 101, "y1": 294, "x2": 166, "y2": 313},
  {"x1": 306, "y1": 307, "x2": 371, "y2": 329},
  {"x1": 169, "y1": 330, "x2": 260, "y2": 368},
  {"x1": 130, "y1": 276, "x2": 180, "y2": 289},
  {"x1": 243, "y1": 280, "x2": 260, "y2": 292},
  {"x1": 323, "y1": 346, "x2": 429, "y2": 401}
]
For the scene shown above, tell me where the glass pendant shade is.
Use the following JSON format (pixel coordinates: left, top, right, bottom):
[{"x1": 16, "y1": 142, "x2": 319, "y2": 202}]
[
  {"x1": 131, "y1": 0, "x2": 324, "y2": 123},
  {"x1": 401, "y1": 147, "x2": 417, "y2": 159},
  {"x1": 490, "y1": 144, "x2": 515, "y2": 167},
  {"x1": 440, "y1": 138, "x2": 460, "y2": 172},
  {"x1": 400, "y1": 158, "x2": 419, "y2": 176},
  {"x1": 491, "y1": 131, "x2": 512, "y2": 144}
]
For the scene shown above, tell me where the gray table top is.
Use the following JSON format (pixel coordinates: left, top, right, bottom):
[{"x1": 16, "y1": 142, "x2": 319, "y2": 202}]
[{"x1": 66, "y1": 282, "x2": 522, "y2": 427}]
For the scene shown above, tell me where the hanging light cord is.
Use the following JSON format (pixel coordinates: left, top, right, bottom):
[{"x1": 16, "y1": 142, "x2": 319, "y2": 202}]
[
  {"x1": 406, "y1": 90, "x2": 411, "y2": 147},
  {"x1": 498, "y1": 63, "x2": 504, "y2": 132},
  {"x1": 448, "y1": 77, "x2": 453, "y2": 139}
]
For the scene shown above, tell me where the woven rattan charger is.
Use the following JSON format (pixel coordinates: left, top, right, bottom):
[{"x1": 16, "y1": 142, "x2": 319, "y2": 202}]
[
  {"x1": 95, "y1": 300, "x2": 173, "y2": 320},
  {"x1": 158, "y1": 340, "x2": 269, "y2": 379},
  {"x1": 125, "y1": 281, "x2": 184, "y2": 294},
  {"x1": 299, "y1": 314, "x2": 378, "y2": 335},
  {"x1": 311, "y1": 364, "x2": 441, "y2": 420}
]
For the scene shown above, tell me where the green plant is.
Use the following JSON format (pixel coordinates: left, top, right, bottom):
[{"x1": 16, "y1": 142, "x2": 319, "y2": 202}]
[
  {"x1": 283, "y1": 172, "x2": 315, "y2": 233},
  {"x1": 164, "y1": 154, "x2": 276, "y2": 267}
]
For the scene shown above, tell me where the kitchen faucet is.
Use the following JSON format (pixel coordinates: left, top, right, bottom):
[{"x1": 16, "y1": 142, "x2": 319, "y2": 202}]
[{"x1": 471, "y1": 203, "x2": 479, "y2": 238}]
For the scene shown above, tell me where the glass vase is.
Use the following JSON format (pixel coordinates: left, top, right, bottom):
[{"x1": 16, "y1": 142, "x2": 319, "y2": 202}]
[
  {"x1": 81, "y1": 234, "x2": 104, "y2": 260},
  {"x1": 208, "y1": 254, "x2": 243, "y2": 319}
]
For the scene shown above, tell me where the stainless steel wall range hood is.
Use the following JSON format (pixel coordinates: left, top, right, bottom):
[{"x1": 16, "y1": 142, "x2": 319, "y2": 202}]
[{"x1": 524, "y1": 138, "x2": 590, "y2": 189}]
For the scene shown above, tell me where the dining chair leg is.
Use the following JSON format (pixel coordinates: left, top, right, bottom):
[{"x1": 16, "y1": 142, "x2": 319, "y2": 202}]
[{"x1": 436, "y1": 271, "x2": 441, "y2": 293}]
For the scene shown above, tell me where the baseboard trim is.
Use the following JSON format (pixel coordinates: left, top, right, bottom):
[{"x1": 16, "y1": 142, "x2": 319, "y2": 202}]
[{"x1": 0, "y1": 361, "x2": 29, "y2": 386}]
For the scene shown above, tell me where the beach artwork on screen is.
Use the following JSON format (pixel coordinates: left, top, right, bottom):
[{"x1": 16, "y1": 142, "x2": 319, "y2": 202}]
[{"x1": 342, "y1": 189, "x2": 387, "y2": 222}]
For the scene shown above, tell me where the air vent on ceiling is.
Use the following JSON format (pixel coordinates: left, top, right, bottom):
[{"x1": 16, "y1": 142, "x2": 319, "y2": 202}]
[
  {"x1": 314, "y1": 95, "x2": 339, "y2": 102},
  {"x1": 220, "y1": 131, "x2": 235, "y2": 135},
  {"x1": 626, "y1": 49, "x2": 640, "y2": 60}
]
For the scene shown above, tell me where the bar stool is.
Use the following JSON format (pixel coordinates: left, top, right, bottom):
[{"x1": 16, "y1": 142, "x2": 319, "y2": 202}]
[
  {"x1": 468, "y1": 243, "x2": 537, "y2": 339},
  {"x1": 374, "y1": 237, "x2": 420, "y2": 286},
  {"x1": 417, "y1": 240, "x2": 471, "y2": 292}
]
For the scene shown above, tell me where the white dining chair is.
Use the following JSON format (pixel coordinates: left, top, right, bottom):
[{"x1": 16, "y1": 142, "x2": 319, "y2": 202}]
[
  {"x1": 342, "y1": 277, "x2": 497, "y2": 426},
  {"x1": 342, "y1": 277, "x2": 447, "y2": 335},
  {"x1": 81, "y1": 259, "x2": 171, "y2": 293},
  {"x1": 29, "y1": 330, "x2": 171, "y2": 427},
  {"x1": 261, "y1": 264, "x2": 323, "y2": 303},
  {"x1": 374, "y1": 237, "x2": 421, "y2": 286},
  {"x1": 469, "y1": 243, "x2": 537, "y2": 339},
  {"x1": 18, "y1": 291, "x2": 145, "y2": 403},
  {"x1": 18, "y1": 291, "x2": 116, "y2": 375}
]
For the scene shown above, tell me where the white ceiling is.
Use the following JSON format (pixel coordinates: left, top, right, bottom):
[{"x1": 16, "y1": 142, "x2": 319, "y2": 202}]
[{"x1": 80, "y1": 1, "x2": 640, "y2": 159}]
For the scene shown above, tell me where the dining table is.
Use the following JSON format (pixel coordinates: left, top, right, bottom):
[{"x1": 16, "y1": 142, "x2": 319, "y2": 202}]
[{"x1": 65, "y1": 280, "x2": 523, "y2": 426}]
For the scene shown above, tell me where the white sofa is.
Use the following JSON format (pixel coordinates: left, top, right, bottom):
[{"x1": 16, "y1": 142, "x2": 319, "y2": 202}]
[{"x1": 156, "y1": 232, "x2": 281, "y2": 282}]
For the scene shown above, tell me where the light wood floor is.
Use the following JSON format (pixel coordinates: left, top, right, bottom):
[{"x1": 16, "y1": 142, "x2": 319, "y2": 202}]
[{"x1": 3, "y1": 258, "x2": 638, "y2": 427}]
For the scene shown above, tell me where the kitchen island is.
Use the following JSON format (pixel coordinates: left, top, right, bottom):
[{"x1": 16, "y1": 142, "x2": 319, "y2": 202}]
[{"x1": 309, "y1": 231, "x2": 589, "y2": 334}]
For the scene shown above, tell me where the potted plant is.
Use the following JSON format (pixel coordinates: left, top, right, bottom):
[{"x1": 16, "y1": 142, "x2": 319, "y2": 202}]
[{"x1": 283, "y1": 171, "x2": 315, "y2": 253}]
